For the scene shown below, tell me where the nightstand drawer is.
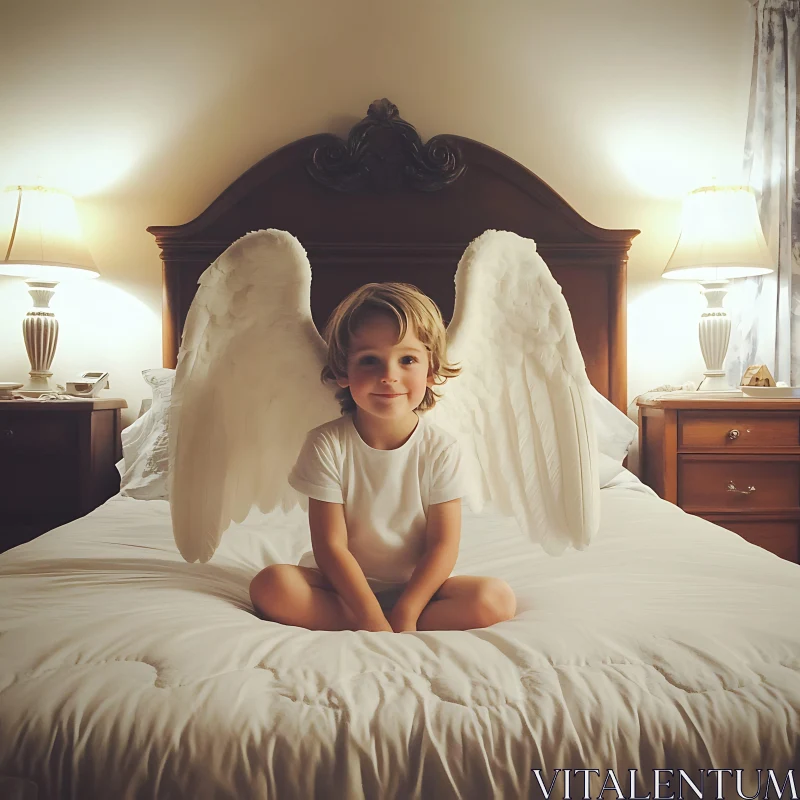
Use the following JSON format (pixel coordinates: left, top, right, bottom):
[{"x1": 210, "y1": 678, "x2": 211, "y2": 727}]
[
  {"x1": 678, "y1": 412, "x2": 800, "y2": 450},
  {"x1": 710, "y1": 519, "x2": 800, "y2": 563},
  {"x1": 2, "y1": 454, "x2": 81, "y2": 514},
  {"x1": 679, "y1": 457, "x2": 800, "y2": 512},
  {"x1": 0, "y1": 413, "x2": 77, "y2": 454},
  {"x1": 0, "y1": 413, "x2": 81, "y2": 515},
  {"x1": 639, "y1": 397, "x2": 800, "y2": 563},
  {"x1": 0, "y1": 399, "x2": 126, "y2": 552}
]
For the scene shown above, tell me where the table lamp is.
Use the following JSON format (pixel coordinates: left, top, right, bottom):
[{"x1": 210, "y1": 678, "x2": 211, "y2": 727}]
[
  {"x1": 0, "y1": 186, "x2": 100, "y2": 395},
  {"x1": 661, "y1": 185, "x2": 773, "y2": 392}
]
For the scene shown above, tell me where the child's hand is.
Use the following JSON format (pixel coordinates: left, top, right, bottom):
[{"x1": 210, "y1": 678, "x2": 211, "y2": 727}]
[
  {"x1": 388, "y1": 606, "x2": 418, "y2": 633},
  {"x1": 353, "y1": 611, "x2": 393, "y2": 633}
]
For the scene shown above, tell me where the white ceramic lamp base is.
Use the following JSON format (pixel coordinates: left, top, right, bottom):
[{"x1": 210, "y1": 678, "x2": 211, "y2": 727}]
[
  {"x1": 19, "y1": 280, "x2": 59, "y2": 396},
  {"x1": 697, "y1": 280, "x2": 740, "y2": 393}
]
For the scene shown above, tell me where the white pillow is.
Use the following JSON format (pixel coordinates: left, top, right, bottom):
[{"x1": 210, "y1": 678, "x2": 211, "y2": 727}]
[
  {"x1": 591, "y1": 386, "x2": 637, "y2": 461},
  {"x1": 590, "y1": 386, "x2": 638, "y2": 486},
  {"x1": 597, "y1": 452, "x2": 626, "y2": 487},
  {"x1": 119, "y1": 369, "x2": 175, "y2": 500}
]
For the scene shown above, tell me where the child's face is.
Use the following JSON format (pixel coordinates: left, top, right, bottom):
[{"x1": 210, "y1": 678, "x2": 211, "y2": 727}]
[{"x1": 338, "y1": 312, "x2": 434, "y2": 421}]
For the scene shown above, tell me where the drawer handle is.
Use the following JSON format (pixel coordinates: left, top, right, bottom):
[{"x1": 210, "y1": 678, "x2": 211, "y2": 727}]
[
  {"x1": 727, "y1": 429, "x2": 740, "y2": 440},
  {"x1": 727, "y1": 482, "x2": 756, "y2": 495}
]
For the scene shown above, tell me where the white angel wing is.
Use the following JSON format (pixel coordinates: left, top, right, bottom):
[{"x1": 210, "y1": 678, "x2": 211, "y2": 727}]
[
  {"x1": 168, "y1": 229, "x2": 339, "y2": 563},
  {"x1": 430, "y1": 230, "x2": 599, "y2": 554}
]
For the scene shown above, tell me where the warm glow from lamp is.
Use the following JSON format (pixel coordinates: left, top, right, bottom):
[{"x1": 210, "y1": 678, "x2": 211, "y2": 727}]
[
  {"x1": 661, "y1": 185, "x2": 773, "y2": 392},
  {"x1": 0, "y1": 186, "x2": 99, "y2": 395}
]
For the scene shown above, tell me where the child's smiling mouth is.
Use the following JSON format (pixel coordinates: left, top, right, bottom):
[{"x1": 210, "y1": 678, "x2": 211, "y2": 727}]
[{"x1": 372, "y1": 392, "x2": 405, "y2": 398}]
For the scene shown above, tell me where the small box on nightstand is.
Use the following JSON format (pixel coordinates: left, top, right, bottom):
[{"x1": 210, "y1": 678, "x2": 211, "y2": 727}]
[{"x1": 637, "y1": 395, "x2": 800, "y2": 563}]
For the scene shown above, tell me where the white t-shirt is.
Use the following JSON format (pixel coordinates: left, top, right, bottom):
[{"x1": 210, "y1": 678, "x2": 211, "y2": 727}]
[{"x1": 288, "y1": 413, "x2": 465, "y2": 586}]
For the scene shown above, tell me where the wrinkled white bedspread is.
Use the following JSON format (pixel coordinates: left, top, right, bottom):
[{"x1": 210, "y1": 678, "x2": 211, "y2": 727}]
[{"x1": 0, "y1": 476, "x2": 798, "y2": 799}]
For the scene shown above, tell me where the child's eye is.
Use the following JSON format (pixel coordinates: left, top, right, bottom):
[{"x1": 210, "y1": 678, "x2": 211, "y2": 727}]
[
  {"x1": 400, "y1": 356, "x2": 417, "y2": 365},
  {"x1": 358, "y1": 356, "x2": 378, "y2": 366}
]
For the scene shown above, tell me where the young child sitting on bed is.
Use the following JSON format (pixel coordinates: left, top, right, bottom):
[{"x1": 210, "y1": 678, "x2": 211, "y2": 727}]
[{"x1": 249, "y1": 282, "x2": 517, "y2": 633}]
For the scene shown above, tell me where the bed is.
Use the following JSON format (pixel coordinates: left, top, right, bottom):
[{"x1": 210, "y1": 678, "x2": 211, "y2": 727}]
[{"x1": 1, "y1": 99, "x2": 798, "y2": 799}]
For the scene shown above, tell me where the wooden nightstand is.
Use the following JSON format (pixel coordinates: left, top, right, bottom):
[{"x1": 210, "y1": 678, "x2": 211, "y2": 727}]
[
  {"x1": 0, "y1": 397, "x2": 128, "y2": 552},
  {"x1": 637, "y1": 396, "x2": 800, "y2": 563}
]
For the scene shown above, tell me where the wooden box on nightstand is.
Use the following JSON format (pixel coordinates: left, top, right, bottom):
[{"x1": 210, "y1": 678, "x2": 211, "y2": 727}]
[
  {"x1": 637, "y1": 396, "x2": 800, "y2": 563},
  {"x1": 0, "y1": 397, "x2": 127, "y2": 553}
]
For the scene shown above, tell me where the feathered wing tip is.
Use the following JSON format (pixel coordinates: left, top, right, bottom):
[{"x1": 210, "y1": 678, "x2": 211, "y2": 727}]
[
  {"x1": 434, "y1": 229, "x2": 600, "y2": 554},
  {"x1": 168, "y1": 229, "x2": 339, "y2": 563}
]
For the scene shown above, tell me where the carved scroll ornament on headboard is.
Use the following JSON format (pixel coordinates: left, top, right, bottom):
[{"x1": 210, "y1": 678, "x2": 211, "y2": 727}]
[{"x1": 307, "y1": 98, "x2": 466, "y2": 193}]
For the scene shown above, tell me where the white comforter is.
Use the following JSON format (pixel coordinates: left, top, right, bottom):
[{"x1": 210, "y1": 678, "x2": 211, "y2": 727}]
[{"x1": 1, "y1": 475, "x2": 799, "y2": 799}]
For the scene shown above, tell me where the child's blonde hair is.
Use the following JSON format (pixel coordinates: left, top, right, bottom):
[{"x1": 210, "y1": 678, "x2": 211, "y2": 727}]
[{"x1": 322, "y1": 282, "x2": 460, "y2": 413}]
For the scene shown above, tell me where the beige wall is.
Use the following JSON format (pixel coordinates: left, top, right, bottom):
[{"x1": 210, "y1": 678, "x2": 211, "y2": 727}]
[{"x1": 0, "y1": 0, "x2": 754, "y2": 425}]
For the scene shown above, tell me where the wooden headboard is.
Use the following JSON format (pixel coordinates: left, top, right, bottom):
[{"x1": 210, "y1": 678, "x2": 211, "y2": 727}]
[{"x1": 148, "y1": 99, "x2": 638, "y2": 409}]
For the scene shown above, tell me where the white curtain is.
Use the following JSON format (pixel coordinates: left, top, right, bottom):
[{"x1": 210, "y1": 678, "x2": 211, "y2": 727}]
[{"x1": 726, "y1": 0, "x2": 800, "y2": 386}]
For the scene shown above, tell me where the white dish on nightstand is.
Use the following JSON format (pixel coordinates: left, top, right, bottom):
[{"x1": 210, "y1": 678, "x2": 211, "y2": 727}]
[
  {"x1": 741, "y1": 386, "x2": 800, "y2": 398},
  {"x1": 0, "y1": 382, "x2": 23, "y2": 399}
]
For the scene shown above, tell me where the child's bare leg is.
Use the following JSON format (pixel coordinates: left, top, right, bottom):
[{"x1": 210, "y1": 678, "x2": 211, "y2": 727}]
[
  {"x1": 249, "y1": 565, "x2": 355, "y2": 631},
  {"x1": 416, "y1": 576, "x2": 516, "y2": 631}
]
